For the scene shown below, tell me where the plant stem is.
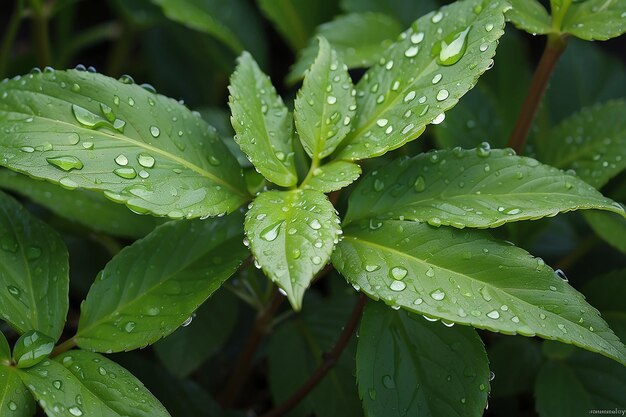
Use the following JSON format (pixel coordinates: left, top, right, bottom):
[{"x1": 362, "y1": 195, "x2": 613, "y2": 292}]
[
  {"x1": 51, "y1": 337, "x2": 77, "y2": 357},
  {"x1": 506, "y1": 34, "x2": 567, "y2": 154},
  {"x1": 29, "y1": 0, "x2": 52, "y2": 68},
  {"x1": 260, "y1": 293, "x2": 367, "y2": 417},
  {"x1": 0, "y1": 0, "x2": 25, "y2": 78},
  {"x1": 219, "y1": 286, "x2": 284, "y2": 406}
]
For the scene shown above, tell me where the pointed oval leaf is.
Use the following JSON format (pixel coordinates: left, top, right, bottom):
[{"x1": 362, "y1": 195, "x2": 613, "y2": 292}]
[
  {"x1": 562, "y1": 0, "x2": 626, "y2": 41},
  {"x1": 245, "y1": 190, "x2": 341, "y2": 310},
  {"x1": 332, "y1": 220, "x2": 626, "y2": 364},
  {"x1": 13, "y1": 331, "x2": 55, "y2": 369},
  {"x1": 19, "y1": 354, "x2": 169, "y2": 417},
  {"x1": 333, "y1": 0, "x2": 509, "y2": 160},
  {"x1": 358, "y1": 302, "x2": 490, "y2": 417},
  {"x1": 536, "y1": 100, "x2": 626, "y2": 189},
  {"x1": 302, "y1": 160, "x2": 362, "y2": 193},
  {"x1": 76, "y1": 213, "x2": 248, "y2": 352},
  {"x1": 229, "y1": 52, "x2": 298, "y2": 187},
  {"x1": 0, "y1": 191, "x2": 68, "y2": 340},
  {"x1": 505, "y1": 0, "x2": 553, "y2": 35},
  {"x1": 0, "y1": 367, "x2": 36, "y2": 417},
  {"x1": 344, "y1": 148, "x2": 626, "y2": 228},
  {"x1": 0, "y1": 69, "x2": 248, "y2": 219},
  {"x1": 295, "y1": 37, "x2": 356, "y2": 160}
]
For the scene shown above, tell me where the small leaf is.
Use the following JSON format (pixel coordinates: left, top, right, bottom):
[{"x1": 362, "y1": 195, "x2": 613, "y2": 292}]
[
  {"x1": 287, "y1": 13, "x2": 402, "y2": 84},
  {"x1": 302, "y1": 160, "x2": 362, "y2": 193},
  {"x1": 332, "y1": 220, "x2": 626, "y2": 364},
  {"x1": 358, "y1": 302, "x2": 490, "y2": 417},
  {"x1": 333, "y1": 0, "x2": 509, "y2": 160},
  {"x1": 229, "y1": 52, "x2": 298, "y2": 187},
  {"x1": 245, "y1": 190, "x2": 341, "y2": 310},
  {"x1": 344, "y1": 148, "x2": 626, "y2": 229},
  {"x1": 20, "y1": 352, "x2": 170, "y2": 417},
  {"x1": 295, "y1": 37, "x2": 356, "y2": 160},
  {"x1": 0, "y1": 170, "x2": 162, "y2": 239},
  {"x1": 536, "y1": 100, "x2": 626, "y2": 189},
  {"x1": 0, "y1": 191, "x2": 69, "y2": 340},
  {"x1": 340, "y1": 0, "x2": 438, "y2": 27},
  {"x1": 0, "y1": 367, "x2": 36, "y2": 417},
  {"x1": 505, "y1": 0, "x2": 553, "y2": 35},
  {"x1": 0, "y1": 69, "x2": 248, "y2": 219},
  {"x1": 76, "y1": 213, "x2": 248, "y2": 352},
  {"x1": 561, "y1": 0, "x2": 626, "y2": 41},
  {"x1": 13, "y1": 331, "x2": 55, "y2": 369}
]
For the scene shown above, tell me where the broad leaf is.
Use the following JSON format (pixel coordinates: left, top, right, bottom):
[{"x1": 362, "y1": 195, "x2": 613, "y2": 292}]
[
  {"x1": 333, "y1": 0, "x2": 509, "y2": 160},
  {"x1": 505, "y1": 0, "x2": 553, "y2": 35},
  {"x1": 76, "y1": 212, "x2": 247, "y2": 352},
  {"x1": 332, "y1": 220, "x2": 626, "y2": 364},
  {"x1": 0, "y1": 367, "x2": 36, "y2": 417},
  {"x1": 268, "y1": 294, "x2": 361, "y2": 417},
  {"x1": 302, "y1": 160, "x2": 361, "y2": 193},
  {"x1": 585, "y1": 211, "x2": 626, "y2": 254},
  {"x1": 294, "y1": 37, "x2": 356, "y2": 160},
  {"x1": 340, "y1": 0, "x2": 437, "y2": 27},
  {"x1": 0, "y1": 170, "x2": 162, "y2": 239},
  {"x1": 344, "y1": 149, "x2": 626, "y2": 229},
  {"x1": 0, "y1": 331, "x2": 9, "y2": 362},
  {"x1": 20, "y1": 352, "x2": 169, "y2": 417},
  {"x1": 287, "y1": 13, "x2": 402, "y2": 84},
  {"x1": 245, "y1": 190, "x2": 341, "y2": 310},
  {"x1": 561, "y1": 0, "x2": 626, "y2": 41},
  {"x1": 13, "y1": 331, "x2": 55, "y2": 369},
  {"x1": 487, "y1": 336, "x2": 542, "y2": 398},
  {"x1": 0, "y1": 69, "x2": 248, "y2": 219},
  {"x1": 536, "y1": 100, "x2": 626, "y2": 189},
  {"x1": 229, "y1": 53, "x2": 298, "y2": 187},
  {"x1": 583, "y1": 270, "x2": 626, "y2": 341},
  {"x1": 535, "y1": 349, "x2": 626, "y2": 417},
  {"x1": 0, "y1": 191, "x2": 68, "y2": 340},
  {"x1": 358, "y1": 302, "x2": 490, "y2": 417},
  {"x1": 154, "y1": 289, "x2": 238, "y2": 378}
]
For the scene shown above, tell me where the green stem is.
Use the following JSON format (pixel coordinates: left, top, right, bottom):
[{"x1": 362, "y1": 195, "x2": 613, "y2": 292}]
[
  {"x1": 506, "y1": 33, "x2": 567, "y2": 154},
  {"x1": 29, "y1": 0, "x2": 51, "y2": 67},
  {"x1": 550, "y1": 0, "x2": 572, "y2": 32},
  {"x1": 0, "y1": 0, "x2": 25, "y2": 78},
  {"x1": 50, "y1": 337, "x2": 77, "y2": 357},
  {"x1": 299, "y1": 156, "x2": 320, "y2": 189}
]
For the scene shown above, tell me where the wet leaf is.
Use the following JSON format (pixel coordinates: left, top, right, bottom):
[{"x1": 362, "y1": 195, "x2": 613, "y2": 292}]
[
  {"x1": 340, "y1": 0, "x2": 438, "y2": 27},
  {"x1": 344, "y1": 148, "x2": 626, "y2": 229},
  {"x1": 358, "y1": 302, "x2": 490, "y2": 417},
  {"x1": 0, "y1": 191, "x2": 68, "y2": 340},
  {"x1": 302, "y1": 160, "x2": 361, "y2": 193},
  {"x1": 0, "y1": 70, "x2": 248, "y2": 219},
  {"x1": 561, "y1": 0, "x2": 626, "y2": 41},
  {"x1": 332, "y1": 220, "x2": 626, "y2": 364},
  {"x1": 13, "y1": 331, "x2": 55, "y2": 369},
  {"x1": 0, "y1": 366, "x2": 36, "y2": 417},
  {"x1": 76, "y1": 213, "x2": 247, "y2": 352},
  {"x1": 505, "y1": 0, "x2": 553, "y2": 35}
]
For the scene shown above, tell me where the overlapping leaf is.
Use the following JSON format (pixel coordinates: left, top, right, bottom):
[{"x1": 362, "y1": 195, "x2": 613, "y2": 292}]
[
  {"x1": 344, "y1": 149, "x2": 626, "y2": 229},
  {"x1": 0, "y1": 366, "x2": 36, "y2": 417},
  {"x1": 229, "y1": 53, "x2": 298, "y2": 187},
  {"x1": 0, "y1": 69, "x2": 248, "y2": 219},
  {"x1": 505, "y1": 0, "x2": 553, "y2": 35},
  {"x1": 561, "y1": 0, "x2": 626, "y2": 41},
  {"x1": 358, "y1": 302, "x2": 490, "y2": 417},
  {"x1": 333, "y1": 0, "x2": 509, "y2": 160},
  {"x1": 302, "y1": 160, "x2": 361, "y2": 193},
  {"x1": 332, "y1": 220, "x2": 626, "y2": 364},
  {"x1": 245, "y1": 190, "x2": 341, "y2": 310},
  {"x1": 76, "y1": 212, "x2": 247, "y2": 352},
  {"x1": 0, "y1": 191, "x2": 68, "y2": 340}
]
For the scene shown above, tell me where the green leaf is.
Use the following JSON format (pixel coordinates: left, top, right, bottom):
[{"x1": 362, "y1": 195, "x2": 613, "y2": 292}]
[
  {"x1": 535, "y1": 349, "x2": 626, "y2": 417},
  {"x1": 268, "y1": 294, "x2": 361, "y2": 417},
  {"x1": 0, "y1": 331, "x2": 9, "y2": 362},
  {"x1": 0, "y1": 191, "x2": 68, "y2": 340},
  {"x1": 302, "y1": 160, "x2": 362, "y2": 193},
  {"x1": 332, "y1": 220, "x2": 626, "y2": 364},
  {"x1": 12, "y1": 331, "x2": 55, "y2": 369},
  {"x1": 20, "y1": 352, "x2": 170, "y2": 417},
  {"x1": 0, "y1": 69, "x2": 248, "y2": 219},
  {"x1": 76, "y1": 213, "x2": 248, "y2": 352},
  {"x1": 344, "y1": 149, "x2": 626, "y2": 229},
  {"x1": 358, "y1": 302, "x2": 490, "y2": 417},
  {"x1": 487, "y1": 336, "x2": 542, "y2": 398},
  {"x1": 561, "y1": 0, "x2": 626, "y2": 41},
  {"x1": 295, "y1": 37, "x2": 356, "y2": 160},
  {"x1": 333, "y1": 0, "x2": 509, "y2": 161},
  {"x1": 286, "y1": 13, "x2": 402, "y2": 84},
  {"x1": 583, "y1": 269, "x2": 626, "y2": 341},
  {"x1": 229, "y1": 53, "x2": 298, "y2": 187},
  {"x1": 0, "y1": 367, "x2": 36, "y2": 417},
  {"x1": 505, "y1": 0, "x2": 553, "y2": 35},
  {"x1": 585, "y1": 211, "x2": 626, "y2": 254},
  {"x1": 536, "y1": 101, "x2": 626, "y2": 189},
  {"x1": 0, "y1": 170, "x2": 162, "y2": 239},
  {"x1": 245, "y1": 190, "x2": 341, "y2": 310},
  {"x1": 154, "y1": 289, "x2": 238, "y2": 378},
  {"x1": 340, "y1": 0, "x2": 437, "y2": 27}
]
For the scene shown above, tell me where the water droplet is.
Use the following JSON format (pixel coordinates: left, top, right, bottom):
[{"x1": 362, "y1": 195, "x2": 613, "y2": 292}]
[
  {"x1": 431, "y1": 11, "x2": 443, "y2": 23},
  {"x1": 390, "y1": 266, "x2": 408, "y2": 280},
  {"x1": 309, "y1": 219, "x2": 322, "y2": 230},
  {"x1": 46, "y1": 156, "x2": 83, "y2": 171},
  {"x1": 26, "y1": 246, "x2": 42, "y2": 260},
  {"x1": 114, "y1": 154, "x2": 128, "y2": 166},
  {"x1": 555, "y1": 269, "x2": 568, "y2": 282},
  {"x1": 431, "y1": 113, "x2": 446, "y2": 124},
  {"x1": 479, "y1": 43, "x2": 489, "y2": 52},
  {"x1": 82, "y1": 142, "x2": 93, "y2": 150},
  {"x1": 59, "y1": 177, "x2": 78, "y2": 189},
  {"x1": 21, "y1": 146, "x2": 35, "y2": 153},
  {"x1": 390, "y1": 281, "x2": 406, "y2": 291},
  {"x1": 137, "y1": 153, "x2": 155, "y2": 168},
  {"x1": 411, "y1": 32, "x2": 424, "y2": 44},
  {"x1": 365, "y1": 264, "x2": 380, "y2": 272},
  {"x1": 405, "y1": 46, "x2": 419, "y2": 57},
  {"x1": 376, "y1": 118, "x2": 388, "y2": 127},
  {"x1": 52, "y1": 380, "x2": 63, "y2": 389},
  {"x1": 430, "y1": 288, "x2": 445, "y2": 301},
  {"x1": 69, "y1": 406, "x2": 83, "y2": 416},
  {"x1": 486, "y1": 310, "x2": 500, "y2": 319},
  {"x1": 485, "y1": 23, "x2": 494, "y2": 32},
  {"x1": 326, "y1": 96, "x2": 337, "y2": 104},
  {"x1": 312, "y1": 256, "x2": 322, "y2": 265},
  {"x1": 124, "y1": 322, "x2": 136, "y2": 332},
  {"x1": 182, "y1": 316, "x2": 194, "y2": 327},
  {"x1": 425, "y1": 267, "x2": 435, "y2": 277},
  {"x1": 436, "y1": 89, "x2": 449, "y2": 101},
  {"x1": 414, "y1": 176, "x2": 426, "y2": 192},
  {"x1": 261, "y1": 221, "x2": 284, "y2": 241},
  {"x1": 149, "y1": 126, "x2": 160, "y2": 137},
  {"x1": 382, "y1": 375, "x2": 395, "y2": 389},
  {"x1": 7, "y1": 285, "x2": 20, "y2": 297},
  {"x1": 432, "y1": 73, "x2": 442, "y2": 84},
  {"x1": 436, "y1": 27, "x2": 471, "y2": 66},
  {"x1": 8, "y1": 401, "x2": 17, "y2": 411},
  {"x1": 374, "y1": 179, "x2": 385, "y2": 192},
  {"x1": 114, "y1": 167, "x2": 137, "y2": 179}
]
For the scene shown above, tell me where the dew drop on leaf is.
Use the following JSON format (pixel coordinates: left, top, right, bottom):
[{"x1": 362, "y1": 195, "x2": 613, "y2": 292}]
[
  {"x1": 46, "y1": 155, "x2": 83, "y2": 171},
  {"x1": 261, "y1": 220, "x2": 284, "y2": 241}
]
